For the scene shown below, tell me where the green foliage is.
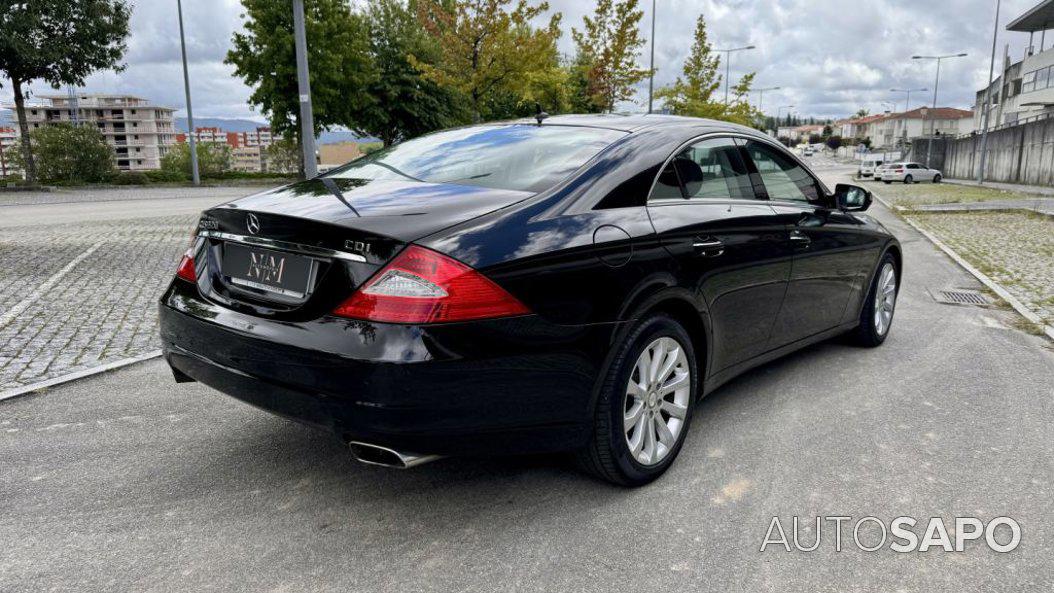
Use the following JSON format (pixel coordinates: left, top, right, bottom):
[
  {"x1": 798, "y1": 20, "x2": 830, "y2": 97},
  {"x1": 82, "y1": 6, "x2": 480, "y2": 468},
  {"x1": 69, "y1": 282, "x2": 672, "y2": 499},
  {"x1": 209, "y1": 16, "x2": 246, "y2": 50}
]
[
  {"x1": 161, "y1": 143, "x2": 232, "y2": 179},
  {"x1": 654, "y1": 14, "x2": 756, "y2": 125},
  {"x1": 572, "y1": 0, "x2": 650, "y2": 112},
  {"x1": 825, "y1": 135, "x2": 843, "y2": 151},
  {"x1": 0, "y1": 0, "x2": 131, "y2": 183},
  {"x1": 360, "y1": 142, "x2": 385, "y2": 155},
  {"x1": 226, "y1": 0, "x2": 375, "y2": 146},
  {"x1": 354, "y1": 0, "x2": 466, "y2": 145},
  {"x1": 413, "y1": 0, "x2": 564, "y2": 122},
  {"x1": 9, "y1": 124, "x2": 116, "y2": 184},
  {"x1": 112, "y1": 171, "x2": 149, "y2": 185},
  {"x1": 266, "y1": 138, "x2": 301, "y2": 174}
]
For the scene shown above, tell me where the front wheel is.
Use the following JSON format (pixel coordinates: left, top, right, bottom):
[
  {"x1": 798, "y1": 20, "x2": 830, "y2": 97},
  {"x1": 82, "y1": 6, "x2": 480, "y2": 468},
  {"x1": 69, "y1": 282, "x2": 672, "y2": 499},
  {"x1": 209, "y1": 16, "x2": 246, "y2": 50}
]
[
  {"x1": 933, "y1": 174, "x2": 942, "y2": 183},
  {"x1": 850, "y1": 254, "x2": 899, "y2": 347},
  {"x1": 577, "y1": 314, "x2": 697, "y2": 486}
]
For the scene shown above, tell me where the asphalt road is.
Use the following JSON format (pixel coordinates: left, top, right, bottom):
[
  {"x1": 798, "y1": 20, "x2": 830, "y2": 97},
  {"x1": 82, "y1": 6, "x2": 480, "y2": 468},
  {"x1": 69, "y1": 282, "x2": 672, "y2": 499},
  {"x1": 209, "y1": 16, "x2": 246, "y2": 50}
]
[{"x1": 2, "y1": 167, "x2": 1053, "y2": 592}]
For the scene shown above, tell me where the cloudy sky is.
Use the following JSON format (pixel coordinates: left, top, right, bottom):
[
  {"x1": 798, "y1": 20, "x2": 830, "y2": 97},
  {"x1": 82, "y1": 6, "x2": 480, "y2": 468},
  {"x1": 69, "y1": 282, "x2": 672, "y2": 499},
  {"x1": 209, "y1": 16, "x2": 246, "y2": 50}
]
[{"x1": 1, "y1": 0, "x2": 1042, "y2": 121}]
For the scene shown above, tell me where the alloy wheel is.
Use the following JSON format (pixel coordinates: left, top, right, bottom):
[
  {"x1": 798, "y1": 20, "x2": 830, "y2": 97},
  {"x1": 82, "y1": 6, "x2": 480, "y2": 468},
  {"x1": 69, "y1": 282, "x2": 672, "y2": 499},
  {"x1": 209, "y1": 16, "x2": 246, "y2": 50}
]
[
  {"x1": 624, "y1": 337, "x2": 691, "y2": 466},
  {"x1": 874, "y1": 263, "x2": 897, "y2": 336}
]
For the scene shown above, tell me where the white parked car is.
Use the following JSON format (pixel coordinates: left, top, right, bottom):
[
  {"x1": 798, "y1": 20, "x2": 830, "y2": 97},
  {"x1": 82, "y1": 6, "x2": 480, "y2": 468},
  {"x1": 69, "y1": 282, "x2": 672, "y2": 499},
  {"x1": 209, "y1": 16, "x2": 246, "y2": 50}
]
[
  {"x1": 858, "y1": 158, "x2": 885, "y2": 178},
  {"x1": 880, "y1": 162, "x2": 942, "y2": 184}
]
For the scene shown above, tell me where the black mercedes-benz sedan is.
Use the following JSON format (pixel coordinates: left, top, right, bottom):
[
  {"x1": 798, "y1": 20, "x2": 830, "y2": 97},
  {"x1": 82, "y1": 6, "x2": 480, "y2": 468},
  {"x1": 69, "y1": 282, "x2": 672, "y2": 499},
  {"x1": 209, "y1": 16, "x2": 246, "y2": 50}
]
[{"x1": 160, "y1": 114, "x2": 900, "y2": 486}]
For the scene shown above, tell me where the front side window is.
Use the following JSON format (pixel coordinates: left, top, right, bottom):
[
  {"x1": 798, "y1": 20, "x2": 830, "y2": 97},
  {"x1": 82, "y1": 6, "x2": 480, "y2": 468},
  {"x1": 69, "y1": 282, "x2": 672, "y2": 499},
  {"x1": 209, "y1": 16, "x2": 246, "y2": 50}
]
[
  {"x1": 743, "y1": 140, "x2": 822, "y2": 204},
  {"x1": 650, "y1": 137, "x2": 754, "y2": 202},
  {"x1": 326, "y1": 124, "x2": 626, "y2": 193}
]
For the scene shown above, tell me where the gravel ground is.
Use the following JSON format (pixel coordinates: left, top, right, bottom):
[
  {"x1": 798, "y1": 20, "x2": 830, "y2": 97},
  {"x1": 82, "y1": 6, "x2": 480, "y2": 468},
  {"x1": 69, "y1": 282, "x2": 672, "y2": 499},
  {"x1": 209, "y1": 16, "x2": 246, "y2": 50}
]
[{"x1": 905, "y1": 211, "x2": 1054, "y2": 325}]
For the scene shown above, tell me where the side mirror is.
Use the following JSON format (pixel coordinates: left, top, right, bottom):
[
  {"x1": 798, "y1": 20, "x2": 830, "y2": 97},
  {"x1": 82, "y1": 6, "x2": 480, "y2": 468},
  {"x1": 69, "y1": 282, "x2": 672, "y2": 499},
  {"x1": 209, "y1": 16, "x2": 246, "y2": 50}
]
[{"x1": 834, "y1": 183, "x2": 872, "y2": 212}]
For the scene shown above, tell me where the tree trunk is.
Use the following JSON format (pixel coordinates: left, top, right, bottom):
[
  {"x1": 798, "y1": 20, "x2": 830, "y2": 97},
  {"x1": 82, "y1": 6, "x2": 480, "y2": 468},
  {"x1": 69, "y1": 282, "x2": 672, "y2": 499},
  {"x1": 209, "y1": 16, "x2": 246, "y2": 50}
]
[{"x1": 11, "y1": 78, "x2": 37, "y2": 184}]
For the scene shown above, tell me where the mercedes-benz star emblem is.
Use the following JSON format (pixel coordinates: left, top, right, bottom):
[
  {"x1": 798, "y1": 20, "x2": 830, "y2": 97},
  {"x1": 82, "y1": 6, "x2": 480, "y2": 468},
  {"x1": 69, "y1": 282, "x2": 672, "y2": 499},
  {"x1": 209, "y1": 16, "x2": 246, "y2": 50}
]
[{"x1": 246, "y1": 213, "x2": 260, "y2": 235}]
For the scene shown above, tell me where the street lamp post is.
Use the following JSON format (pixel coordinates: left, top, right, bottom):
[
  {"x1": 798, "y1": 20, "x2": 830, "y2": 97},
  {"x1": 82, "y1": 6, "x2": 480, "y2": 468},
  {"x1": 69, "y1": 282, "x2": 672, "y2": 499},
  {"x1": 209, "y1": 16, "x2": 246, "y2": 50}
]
[
  {"x1": 912, "y1": 52, "x2": 968, "y2": 168},
  {"x1": 716, "y1": 45, "x2": 756, "y2": 103},
  {"x1": 292, "y1": 0, "x2": 319, "y2": 179},
  {"x1": 890, "y1": 87, "x2": 928, "y2": 112},
  {"x1": 648, "y1": 0, "x2": 656, "y2": 114},
  {"x1": 755, "y1": 86, "x2": 781, "y2": 114},
  {"x1": 978, "y1": 0, "x2": 1001, "y2": 184},
  {"x1": 176, "y1": 0, "x2": 199, "y2": 186}
]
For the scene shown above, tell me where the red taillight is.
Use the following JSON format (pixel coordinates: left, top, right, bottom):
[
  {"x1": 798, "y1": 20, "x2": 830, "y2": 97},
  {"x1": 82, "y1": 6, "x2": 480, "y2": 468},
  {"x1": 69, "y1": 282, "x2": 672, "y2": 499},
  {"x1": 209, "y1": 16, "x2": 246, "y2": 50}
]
[
  {"x1": 332, "y1": 245, "x2": 530, "y2": 324},
  {"x1": 175, "y1": 250, "x2": 196, "y2": 282}
]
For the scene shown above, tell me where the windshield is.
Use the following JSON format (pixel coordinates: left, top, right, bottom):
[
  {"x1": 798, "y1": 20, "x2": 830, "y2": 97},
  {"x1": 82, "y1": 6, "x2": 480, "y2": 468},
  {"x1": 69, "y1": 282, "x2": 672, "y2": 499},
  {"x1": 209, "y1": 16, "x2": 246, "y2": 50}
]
[{"x1": 326, "y1": 124, "x2": 627, "y2": 193}]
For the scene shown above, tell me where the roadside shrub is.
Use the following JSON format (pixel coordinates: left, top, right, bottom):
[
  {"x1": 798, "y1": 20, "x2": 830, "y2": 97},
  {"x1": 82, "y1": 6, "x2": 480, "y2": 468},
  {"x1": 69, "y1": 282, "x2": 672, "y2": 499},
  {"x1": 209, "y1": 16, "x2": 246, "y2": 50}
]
[
  {"x1": 161, "y1": 142, "x2": 231, "y2": 178},
  {"x1": 112, "y1": 171, "x2": 150, "y2": 185},
  {"x1": 10, "y1": 123, "x2": 116, "y2": 184}
]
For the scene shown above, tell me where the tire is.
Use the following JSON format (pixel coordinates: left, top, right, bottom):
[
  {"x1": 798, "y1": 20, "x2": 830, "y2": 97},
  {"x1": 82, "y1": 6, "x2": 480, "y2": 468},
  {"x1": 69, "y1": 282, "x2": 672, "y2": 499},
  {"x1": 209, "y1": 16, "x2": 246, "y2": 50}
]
[
  {"x1": 904, "y1": 174, "x2": 914, "y2": 184},
  {"x1": 577, "y1": 314, "x2": 698, "y2": 486},
  {"x1": 850, "y1": 253, "x2": 898, "y2": 347},
  {"x1": 933, "y1": 174, "x2": 942, "y2": 183}
]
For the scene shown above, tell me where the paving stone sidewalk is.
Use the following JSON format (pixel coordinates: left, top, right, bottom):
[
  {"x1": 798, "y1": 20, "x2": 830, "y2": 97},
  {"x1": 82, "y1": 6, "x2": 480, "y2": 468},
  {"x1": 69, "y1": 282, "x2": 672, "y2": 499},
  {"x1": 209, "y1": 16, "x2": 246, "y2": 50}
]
[
  {"x1": 0, "y1": 214, "x2": 196, "y2": 391},
  {"x1": 905, "y1": 211, "x2": 1054, "y2": 325}
]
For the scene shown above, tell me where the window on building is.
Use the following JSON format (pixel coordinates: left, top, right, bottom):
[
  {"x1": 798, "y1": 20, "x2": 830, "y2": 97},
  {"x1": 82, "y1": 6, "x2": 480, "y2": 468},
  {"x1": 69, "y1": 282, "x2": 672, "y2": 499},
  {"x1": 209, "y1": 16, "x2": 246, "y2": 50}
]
[{"x1": 1023, "y1": 71, "x2": 1037, "y2": 93}]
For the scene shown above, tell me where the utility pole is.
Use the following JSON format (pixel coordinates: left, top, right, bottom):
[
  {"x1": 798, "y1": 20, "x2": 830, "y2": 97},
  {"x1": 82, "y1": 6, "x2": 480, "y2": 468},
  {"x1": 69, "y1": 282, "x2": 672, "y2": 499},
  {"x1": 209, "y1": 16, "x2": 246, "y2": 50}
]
[
  {"x1": 978, "y1": 0, "x2": 1001, "y2": 184},
  {"x1": 292, "y1": 0, "x2": 318, "y2": 178},
  {"x1": 648, "y1": 0, "x2": 656, "y2": 114},
  {"x1": 890, "y1": 87, "x2": 927, "y2": 113},
  {"x1": 755, "y1": 86, "x2": 781, "y2": 115},
  {"x1": 716, "y1": 45, "x2": 756, "y2": 103},
  {"x1": 912, "y1": 52, "x2": 967, "y2": 168},
  {"x1": 177, "y1": 0, "x2": 200, "y2": 185}
]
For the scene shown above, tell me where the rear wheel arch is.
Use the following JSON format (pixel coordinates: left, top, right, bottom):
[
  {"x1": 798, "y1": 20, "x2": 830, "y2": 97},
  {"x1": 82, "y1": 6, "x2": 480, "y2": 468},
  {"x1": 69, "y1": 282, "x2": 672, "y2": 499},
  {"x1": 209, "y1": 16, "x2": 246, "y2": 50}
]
[{"x1": 618, "y1": 289, "x2": 711, "y2": 393}]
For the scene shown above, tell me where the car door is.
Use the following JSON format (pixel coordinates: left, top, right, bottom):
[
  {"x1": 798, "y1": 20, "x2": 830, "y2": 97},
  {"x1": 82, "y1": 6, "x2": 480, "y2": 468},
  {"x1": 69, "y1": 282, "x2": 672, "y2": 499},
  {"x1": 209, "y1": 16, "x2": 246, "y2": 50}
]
[
  {"x1": 646, "y1": 136, "x2": 793, "y2": 373},
  {"x1": 740, "y1": 138, "x2": 878, "y2": 347}
]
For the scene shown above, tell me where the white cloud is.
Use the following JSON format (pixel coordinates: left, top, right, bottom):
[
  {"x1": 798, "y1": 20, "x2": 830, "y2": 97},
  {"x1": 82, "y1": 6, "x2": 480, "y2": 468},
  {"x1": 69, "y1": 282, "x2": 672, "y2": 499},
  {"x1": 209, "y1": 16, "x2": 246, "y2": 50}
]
[{"x1": 1, "y1": 0, "x2": 1045, "y2": 120}]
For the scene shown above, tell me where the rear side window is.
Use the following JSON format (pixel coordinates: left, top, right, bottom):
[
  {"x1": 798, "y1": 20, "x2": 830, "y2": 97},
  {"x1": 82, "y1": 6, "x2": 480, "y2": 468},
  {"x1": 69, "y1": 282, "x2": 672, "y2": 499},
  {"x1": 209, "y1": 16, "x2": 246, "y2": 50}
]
[
  {"x1": 742, "y1": 140, "x2": 822, "y2": 204},
  {"x1": 650, "y1": 137, "x2": 754, "y2": 202}
]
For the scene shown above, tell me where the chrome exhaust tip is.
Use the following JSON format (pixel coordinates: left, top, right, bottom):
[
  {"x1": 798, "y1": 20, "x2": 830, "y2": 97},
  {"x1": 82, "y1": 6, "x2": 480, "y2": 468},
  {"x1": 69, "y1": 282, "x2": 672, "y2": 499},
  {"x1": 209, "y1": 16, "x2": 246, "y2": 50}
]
[{"x1": 347, "y1": 441, "x2": 442, "y2": 469}]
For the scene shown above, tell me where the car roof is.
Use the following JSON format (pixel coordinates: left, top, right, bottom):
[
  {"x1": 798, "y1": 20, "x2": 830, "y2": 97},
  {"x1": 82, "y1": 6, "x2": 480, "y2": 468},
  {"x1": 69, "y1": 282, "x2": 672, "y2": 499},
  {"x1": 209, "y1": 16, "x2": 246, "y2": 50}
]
[{"x1": 505, "y1": 113, "x2": 762, "y2": 134}]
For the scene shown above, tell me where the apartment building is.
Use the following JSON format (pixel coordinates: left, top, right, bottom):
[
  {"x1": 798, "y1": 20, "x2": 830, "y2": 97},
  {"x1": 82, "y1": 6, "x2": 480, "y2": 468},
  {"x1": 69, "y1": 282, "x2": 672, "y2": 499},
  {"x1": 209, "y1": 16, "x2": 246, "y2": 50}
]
[
  {"x1": 839, "y1": 113, "x2": 889, "y2": 140},
  {"x1": 974, "y1": 0, "x2": 1054, "y2": 129},
  {"x1": 0, "y1": 126, "x2": 19, "y2": 178},
  {"x1": 1, "y1": 94, "x2": 177, "y2": 171},
  {"x1": 869, "y1": 108, "x2": 974, "y2": 149},
  {"x1": 176, "y1": 125, "x2": 275, "y2": 172},
  {"x1": 776, "y1": 124, "x2": 825, "y2": 142}
]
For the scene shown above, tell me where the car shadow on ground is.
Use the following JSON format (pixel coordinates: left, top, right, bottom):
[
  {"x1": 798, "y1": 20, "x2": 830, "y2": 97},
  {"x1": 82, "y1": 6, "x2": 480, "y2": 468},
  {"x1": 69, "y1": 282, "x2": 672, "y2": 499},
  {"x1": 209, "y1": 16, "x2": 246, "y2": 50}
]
[{"x1": 164, "y1": 336, "x2": 851, "y2": 509}]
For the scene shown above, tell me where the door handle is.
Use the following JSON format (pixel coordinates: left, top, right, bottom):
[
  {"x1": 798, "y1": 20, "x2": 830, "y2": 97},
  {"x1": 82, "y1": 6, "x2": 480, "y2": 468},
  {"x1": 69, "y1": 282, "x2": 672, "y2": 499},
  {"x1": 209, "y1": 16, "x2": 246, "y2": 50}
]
[
  {"x1": 789, "y1": 230, "x2": 811, "y2": 249},
  {"x1": 693, "y1": 236, "x2": 724, "y2": 257}
]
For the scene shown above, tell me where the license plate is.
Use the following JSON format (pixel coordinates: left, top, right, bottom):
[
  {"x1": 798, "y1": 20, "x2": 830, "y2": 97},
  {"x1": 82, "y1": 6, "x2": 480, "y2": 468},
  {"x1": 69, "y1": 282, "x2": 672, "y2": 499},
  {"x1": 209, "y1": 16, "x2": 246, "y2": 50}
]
[{"x1": 222, "y1": 243, "x2": 313, "y2": 298}]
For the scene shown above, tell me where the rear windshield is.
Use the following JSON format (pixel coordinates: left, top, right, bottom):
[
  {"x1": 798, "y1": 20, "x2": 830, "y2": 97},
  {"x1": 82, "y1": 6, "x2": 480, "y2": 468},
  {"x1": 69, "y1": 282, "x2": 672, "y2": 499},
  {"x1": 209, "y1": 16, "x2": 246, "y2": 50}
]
[{"x1": 326, "y1": 124, "x2": 627, "y2": 193}]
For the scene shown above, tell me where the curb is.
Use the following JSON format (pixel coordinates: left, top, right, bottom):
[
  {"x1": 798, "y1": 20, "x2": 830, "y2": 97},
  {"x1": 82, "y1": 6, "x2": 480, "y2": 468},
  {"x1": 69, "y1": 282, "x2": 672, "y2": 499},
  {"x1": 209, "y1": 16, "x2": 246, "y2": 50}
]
[
  {"x1": 872, "y1": 192, "x2": 1054, "y2": 342},
  {"x1": 0, "y1": 350, "x2": 162, "y2": 403}
]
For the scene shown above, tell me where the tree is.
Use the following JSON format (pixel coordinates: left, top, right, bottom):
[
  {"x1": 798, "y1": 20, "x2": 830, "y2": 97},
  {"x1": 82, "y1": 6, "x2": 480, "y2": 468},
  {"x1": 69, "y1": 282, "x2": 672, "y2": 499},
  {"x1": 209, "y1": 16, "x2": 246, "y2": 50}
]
[
  {"x1": 354, "y1": 0, "x2": 465, "y2": 146},
  {"x1": 266, "y1": 138, "x2": 301, "y2": 174},
  {"x1": 227, "y1": 0, "x2": 375, "y2": 171},
  {"x1": 855, "y1": 109, "x2": 870, "y2": 118},
  {"x1": 653, "y1": 14, "x2": 756, "y2": 125},
  {"x1": 825, "y1": 135, "x2": 843, "y2": 151},
  {"x1": 161, "y1": 142, "x2": 231, "y2": 179},
  {"x1": 572, "y1": 0, "x2": 650, "y2": 112},
  {"x1": 10, "y1": 124, "x2": 116, "y2": 184},
  {"x1": 414, "y1": 0, "x2": 563, "y2": 122},
  {"x1": 0, "y1": 0, "x2": 131, "y2": 184}
]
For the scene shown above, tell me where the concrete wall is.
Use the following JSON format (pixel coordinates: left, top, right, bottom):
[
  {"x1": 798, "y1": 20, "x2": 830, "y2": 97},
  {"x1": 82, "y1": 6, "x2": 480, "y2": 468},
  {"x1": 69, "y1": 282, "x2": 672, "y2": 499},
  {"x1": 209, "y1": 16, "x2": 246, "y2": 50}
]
[{"x1": 942, "y1": 116, "x2": 1054, "y2": 184}]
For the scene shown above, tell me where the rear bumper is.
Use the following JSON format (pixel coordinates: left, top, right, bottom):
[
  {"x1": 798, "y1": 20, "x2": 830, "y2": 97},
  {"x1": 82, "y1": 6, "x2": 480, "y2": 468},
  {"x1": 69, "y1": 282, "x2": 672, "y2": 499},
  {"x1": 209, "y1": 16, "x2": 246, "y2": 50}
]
[{"x1": 159, "y1": 281, "x2": 618, "y2": 456}]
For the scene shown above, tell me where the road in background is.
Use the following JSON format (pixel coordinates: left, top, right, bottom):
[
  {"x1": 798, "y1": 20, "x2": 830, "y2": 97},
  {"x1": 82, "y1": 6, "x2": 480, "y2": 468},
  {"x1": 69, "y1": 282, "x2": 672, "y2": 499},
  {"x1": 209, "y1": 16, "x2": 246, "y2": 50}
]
[{"x1": 2, "y1": 165, "x2": 1052, "y2": 591}]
